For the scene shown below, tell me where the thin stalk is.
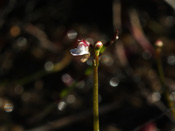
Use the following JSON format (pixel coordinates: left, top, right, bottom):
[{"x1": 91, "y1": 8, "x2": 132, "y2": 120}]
[
  {"x1": 93, "y1": 52, "x2": 99, "y2": 131},
  {"x1": 156, "y1": 49, "x2": 175, "y2": 120}
]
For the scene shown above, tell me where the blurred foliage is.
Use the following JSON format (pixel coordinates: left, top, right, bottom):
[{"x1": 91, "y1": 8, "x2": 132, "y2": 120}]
[{"x1": 0, "y1": 0, "x2": 175, "y2": 131}]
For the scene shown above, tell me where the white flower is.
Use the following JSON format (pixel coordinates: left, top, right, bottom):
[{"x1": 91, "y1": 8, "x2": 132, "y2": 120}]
[{"x1": 70, "y1": 40, "x2": 90, "y2": 56}]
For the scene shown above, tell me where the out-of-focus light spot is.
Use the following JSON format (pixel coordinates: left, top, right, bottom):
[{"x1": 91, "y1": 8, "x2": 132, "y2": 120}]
[
  {"x1": 151, "y1": 92, "x2": 161, "y2": 102},
  {"x1": 0, "y1": 98, "x2": 14, "y2": 112},
  {"x1": 22, "y1": 92, "x2": 31, "y2": 102},
  {"x1": 109, "y1": 77, "x2": 119, "y2": 87},
  {"x1": 142, "y1": 50, "x2": 152, "y2": 60},
  {"x1": 14, "y1": 85, "x2": 23, "y2": 95},
  {"x1": 170, "y1": 92, "x2": 175, "y2": 101},
  {"x1": 116, "y1": 35, "x2": 119, "y2": 40},
  {"x1": 58, "y1": 101, "x2": 66, "y2": 111},
  {"x1": 76, "y1": 81, "x2": 85, "y2": 89},
  {"x1": 44, "y1": 61, "x2": 54, "y2": 71},
  {"x1": 10, "y1": 25, "x2": 21, "y2": 37},
  {"x1": 140, "y1": 122, "x2": 157, "y2": 131},
  {"x1": 17, "y1": 37, "x2": 27, "y2": 47},
  {"x1": 67, "y1": 94, "x2": 76, "y2": 104},
  {"x1": 155, "y1": 40, "x2": 163, "y2": 47},
  {"x1": 171, "y1": 128, "x2": 175, "y2": 131},
  {"x1": 167, "y1": 55, "x2": 175, "y2": 65},
  {"x1": 62, "y1": 73, "x2": 73, "y2": 86},
  {"x1": 67, "y1": 30, "x2": 77, "y2": 40},
  {"x1": 101, "y1": 55, "x2": 114, "y2": 66},
  {"x1": 34, "y1": 80, "x2": 44, "y2": 90},
  {"x1": 4, "y1": 101, "x2": 14, "y2": 112}
]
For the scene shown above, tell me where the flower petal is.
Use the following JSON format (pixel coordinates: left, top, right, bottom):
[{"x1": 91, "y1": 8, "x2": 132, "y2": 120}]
[
  {"x1": 78, "y1": 40, "x2": 90, "y2": 47},
  {"x1": 70, "y1": 45, "x2": 89, "y2": 56}
]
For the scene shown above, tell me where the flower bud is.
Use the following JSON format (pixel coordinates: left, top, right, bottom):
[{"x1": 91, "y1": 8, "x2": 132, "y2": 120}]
[
  {"x1": 95, "y1": 41, "x2": 103, "y2": 50},
  {"x1": 116, "y1": 35, "x2": 119, "y2": 40},
  {"x1": 155, "y1": 40, "x2": 163, "y2": 56},
  {"x1": 115, "y1": 30, "x2": 119, "y2": 40}
]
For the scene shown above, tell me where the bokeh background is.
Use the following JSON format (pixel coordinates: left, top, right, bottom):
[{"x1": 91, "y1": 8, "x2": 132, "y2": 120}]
[{"x1": 0, "y1": 0, "x2": 175, "y2": 130}]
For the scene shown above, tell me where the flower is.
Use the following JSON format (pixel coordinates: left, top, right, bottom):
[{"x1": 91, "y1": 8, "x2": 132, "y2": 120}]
[
  {"x1": 70, "y1": 40, "x2": 90, "y2": 56},
  {"x1": 70, "y1": 39, "x2": 91, "y2": 62}
]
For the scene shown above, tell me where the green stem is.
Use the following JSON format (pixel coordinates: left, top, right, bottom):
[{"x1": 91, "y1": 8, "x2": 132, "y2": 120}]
[
  {"x1": 93, "y1": 52, "x2": 99, "y2": 131},
  {"x1": 156, "y1": 50, "x2": 175, "y2": 120}
]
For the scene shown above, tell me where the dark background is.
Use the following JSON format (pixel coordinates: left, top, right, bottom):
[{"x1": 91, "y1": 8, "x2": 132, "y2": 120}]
[{"x1": 0, "y1": 0, "x2": 175, "y2": 131}]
